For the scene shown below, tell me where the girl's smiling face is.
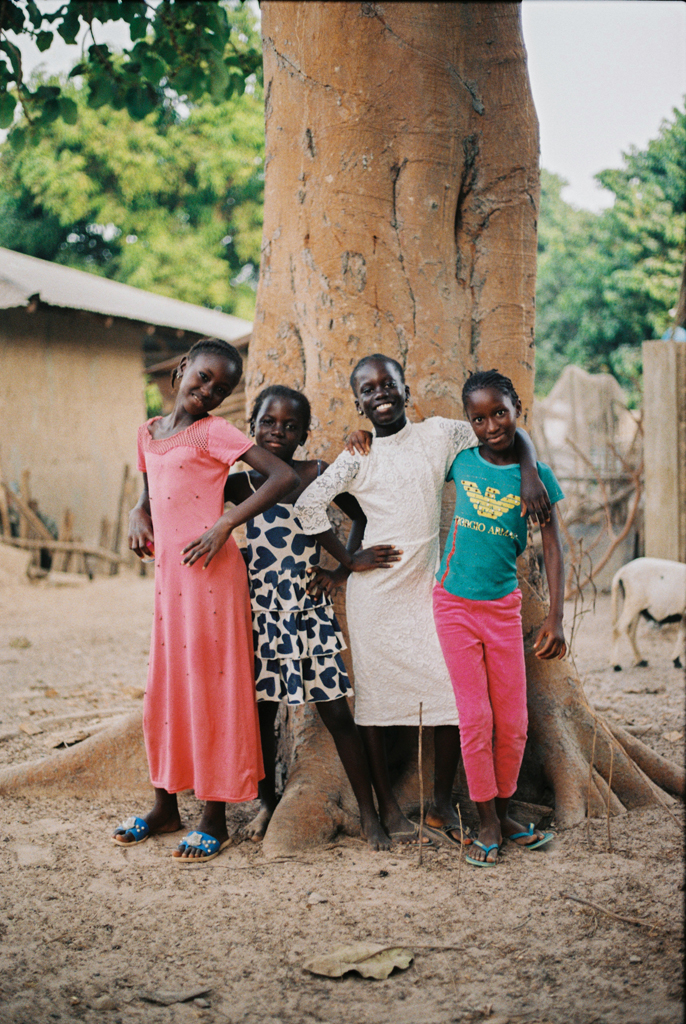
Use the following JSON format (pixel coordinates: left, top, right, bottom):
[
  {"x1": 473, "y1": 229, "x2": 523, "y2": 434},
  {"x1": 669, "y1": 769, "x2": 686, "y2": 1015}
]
[
  {"x1": 177, "y1": 352, "x2": 240, "y2": 416},
  {"x1": 253, "y1": 396, "x2": 307, "y2": 462},
  {"x1": 464, "y1": 386, "x2": 521, "y2": 461},
  {"x1": 353, "y1": 359, "x2": 409, "y2": 435}
]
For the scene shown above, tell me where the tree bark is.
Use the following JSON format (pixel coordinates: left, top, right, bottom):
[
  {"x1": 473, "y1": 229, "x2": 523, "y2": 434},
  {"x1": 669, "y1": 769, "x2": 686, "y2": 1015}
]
[
  {"x1": 247, "y1": 1, "x2": 680, "y2": 855},
  {"x1": 3, "y1": 3, "x2": 680, "y2": 842}
]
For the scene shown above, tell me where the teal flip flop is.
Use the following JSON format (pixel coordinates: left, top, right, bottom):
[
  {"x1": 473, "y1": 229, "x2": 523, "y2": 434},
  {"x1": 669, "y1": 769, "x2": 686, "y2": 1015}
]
[
  {"x1": 465, "y1": 839, "x2": 499, "y2": 867},
  {"x1": 507, "y1": 822, "x2": 554, "y2": 850}
]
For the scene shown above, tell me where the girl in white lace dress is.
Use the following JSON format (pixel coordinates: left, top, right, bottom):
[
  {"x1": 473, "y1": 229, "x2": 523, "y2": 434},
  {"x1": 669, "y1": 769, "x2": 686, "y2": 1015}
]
[{"x1": 295, "y1": 355, "x2": 548, "y2": 846}]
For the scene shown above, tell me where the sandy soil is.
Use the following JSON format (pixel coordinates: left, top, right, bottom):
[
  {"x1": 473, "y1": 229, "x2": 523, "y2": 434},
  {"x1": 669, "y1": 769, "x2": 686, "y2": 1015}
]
[{"x1": 0, "y1": 552, "x2": 683, "y2": 1024}]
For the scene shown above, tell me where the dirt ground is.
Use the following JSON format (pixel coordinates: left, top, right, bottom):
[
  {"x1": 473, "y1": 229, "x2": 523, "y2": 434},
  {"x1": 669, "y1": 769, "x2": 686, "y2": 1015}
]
[{"x1": 0, "y1": 550, "x2": 683, "y2": 1024}]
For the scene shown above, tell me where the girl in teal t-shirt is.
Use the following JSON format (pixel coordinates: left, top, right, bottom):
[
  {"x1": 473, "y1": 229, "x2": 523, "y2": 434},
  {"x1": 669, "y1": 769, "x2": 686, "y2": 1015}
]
[{"x1": 432, "y1": 369, "x2": 567, "y2": 866}]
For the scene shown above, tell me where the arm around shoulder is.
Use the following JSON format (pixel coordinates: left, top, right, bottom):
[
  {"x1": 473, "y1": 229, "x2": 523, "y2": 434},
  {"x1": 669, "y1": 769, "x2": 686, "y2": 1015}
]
[{"x1": 533, "y1": 506, "x2": 567, "y2": 660}]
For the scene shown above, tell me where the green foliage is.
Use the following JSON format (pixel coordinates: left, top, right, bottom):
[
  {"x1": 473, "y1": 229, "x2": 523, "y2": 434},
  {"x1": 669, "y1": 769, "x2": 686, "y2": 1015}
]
[
  {"x1": 535, "y1": 101, "x2": 686, "y2": 403},
  {"x1": 145, "y1": 380, "x2": 164, "y2": 418},
  {"x1": 0, "y1": 1, "x2": 261, "y2": 131},
  {"x1": 0, "y1": 75, "x2": 264, "y2": 316}
]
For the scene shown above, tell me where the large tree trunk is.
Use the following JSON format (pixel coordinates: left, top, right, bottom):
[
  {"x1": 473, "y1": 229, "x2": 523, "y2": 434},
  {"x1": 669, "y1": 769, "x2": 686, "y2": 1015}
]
[
  {"x1": 246, "y1": 1, "x2": 682, "y2": 856},
  {"x1": 2, "y1": 3, "x2": 682, "y2": 838}
]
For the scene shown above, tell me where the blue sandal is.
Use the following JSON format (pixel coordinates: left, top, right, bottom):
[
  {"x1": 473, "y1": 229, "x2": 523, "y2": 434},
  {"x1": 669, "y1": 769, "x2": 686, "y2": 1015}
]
[
  {"x1": 465, "y1": 839, "x2": 499, "y2": 867},
  {"x1": 173, "y1": 831, "x2": 231, "y2": 866},
  {"x1": 112, "y1": 816, "x2": 150, "y2": 846},
  {"x1": 507, "y1": 822, "x2": 554, "y2": 850}
]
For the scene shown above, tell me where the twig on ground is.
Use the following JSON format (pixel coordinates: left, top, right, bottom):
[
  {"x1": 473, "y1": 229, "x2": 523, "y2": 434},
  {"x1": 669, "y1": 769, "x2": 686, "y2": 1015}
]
[
  {"x1": 606, "y1": 736, "x2": 614, "y2": 852},
  {"x1": 455, "y1": 802, "x2": 464, "y2": 895},
  {"x1": 512, "y1": 912, "x2": 532, "y2": 931},
  {"x1": 418, "y1": 701, "x2": 424, "y2": 867},
  {"x1": 587, "y1": 717, "x2": 598, "y2": 845},
  {"x1": 561, "y1": 893, "x2": 675, "y2": 935}
]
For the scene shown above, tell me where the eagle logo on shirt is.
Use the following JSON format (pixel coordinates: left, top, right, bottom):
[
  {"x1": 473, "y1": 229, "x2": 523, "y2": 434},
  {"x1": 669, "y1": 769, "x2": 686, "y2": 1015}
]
[{"x1": 461, "y1": 480, "x2": 520, "y2": 520}]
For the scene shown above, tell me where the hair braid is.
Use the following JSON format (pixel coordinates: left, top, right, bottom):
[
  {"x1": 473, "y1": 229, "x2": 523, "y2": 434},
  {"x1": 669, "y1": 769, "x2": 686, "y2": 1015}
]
[
  {"x1": 249, "y1": 385, "x2": 311, "y2": 439},
  {"x1": 462, "y1": 369, "x2": 519, "y2": 408},
  {"x1": 170, "y1": 337, "x2": 243, "y2": 388},
  {"x1": 350, "y1": 353, "x2": 405, "y2": 392}
]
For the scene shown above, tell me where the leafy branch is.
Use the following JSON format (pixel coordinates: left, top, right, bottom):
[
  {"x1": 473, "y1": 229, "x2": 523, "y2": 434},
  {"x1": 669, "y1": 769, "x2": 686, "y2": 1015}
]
[{"x1": 0, "y1": 0, "x2": 262, "y2": 136}]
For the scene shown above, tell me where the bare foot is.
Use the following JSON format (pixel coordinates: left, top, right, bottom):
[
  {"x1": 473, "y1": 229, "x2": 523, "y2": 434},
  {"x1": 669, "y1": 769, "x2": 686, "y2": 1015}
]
[
  {"x1": 360, "y1": 811, "x2": 391, "y2": 851},
  {"x1": 384, "y1": 811, "x2": 432, "y2": 847},
  {"x1": 243, "y1": 804, "x2": 274, "y2": 843},
  {"x1": 424, "y1": 806, "x2": 474, "y2": 846},
  {"x1": 468, "y1": 821, "x2": 501, "y2": 863}
]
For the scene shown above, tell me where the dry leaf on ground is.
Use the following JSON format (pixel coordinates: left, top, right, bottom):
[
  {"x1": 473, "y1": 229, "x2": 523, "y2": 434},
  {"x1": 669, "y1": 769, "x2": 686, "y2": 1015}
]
[
  {"x1": 303, "y1": 942, "x2": 414, "y2": 979},
  {"x1": 139, "y1": 986, "x2": 211, "y2": 1006},
  {"x1": 43, "y1": 728, "x2": 91, "y2": 749},
  {"x1": 9, "y1": 636, "x2": 31, "y2": 649}
]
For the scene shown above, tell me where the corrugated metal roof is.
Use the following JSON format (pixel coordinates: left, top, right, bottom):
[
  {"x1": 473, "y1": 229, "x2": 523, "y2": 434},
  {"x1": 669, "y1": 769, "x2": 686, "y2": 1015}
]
[{"x1": 0, "y1": 247, "x2": 253, "y2": 342}]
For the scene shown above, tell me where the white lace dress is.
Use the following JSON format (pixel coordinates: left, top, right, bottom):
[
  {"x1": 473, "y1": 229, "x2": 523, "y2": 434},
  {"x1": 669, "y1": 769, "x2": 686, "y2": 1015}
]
[{"x1": 294, "y1": 418, "x2": 477, "y2": 726}]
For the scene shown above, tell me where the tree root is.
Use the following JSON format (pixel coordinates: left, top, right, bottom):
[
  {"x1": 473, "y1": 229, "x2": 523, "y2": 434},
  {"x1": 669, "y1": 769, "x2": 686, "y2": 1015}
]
[
  {"x1": 608, "y1": 722, "x2": 684, "y2": 797},
  {"x1": 0, "y1": 586, "x2": 681, "y2": 848},
  {"x1": 263, "y1": 704, "x2": 359, "y2": 859},
  {"x1": 0, "y1": 710, "x2": 148, "y2": 801},
  {"x1": 520, "y1": 579, "x2": 682, "y2": 829}
]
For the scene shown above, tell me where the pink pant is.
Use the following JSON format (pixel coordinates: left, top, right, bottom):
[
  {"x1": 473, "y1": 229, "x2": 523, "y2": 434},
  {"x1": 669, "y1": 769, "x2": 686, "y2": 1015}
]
[{"x1": 432, "y1": 583, "x2": 527, "y2": 803}]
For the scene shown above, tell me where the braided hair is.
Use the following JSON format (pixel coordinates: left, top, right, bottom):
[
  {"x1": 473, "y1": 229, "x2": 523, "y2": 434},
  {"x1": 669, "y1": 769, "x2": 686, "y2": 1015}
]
[
  {"x1": 350, "y1": 353, "x2": 405, "y2": 393},
  {"x1": 249, "y1": 384, "x2": 311, "y2": 440},
  {"x1": 170, "y1": 337, "x2": 243, "y2": 388},
  {"x1": 462, "y1": 369, "x2": 519, "y2": 409}
]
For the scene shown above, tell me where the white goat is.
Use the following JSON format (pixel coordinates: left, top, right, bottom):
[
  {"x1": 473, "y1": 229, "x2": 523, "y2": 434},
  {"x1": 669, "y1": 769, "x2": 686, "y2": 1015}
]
[{"x1": 610, "y1": 557, "x2": 686, "y2": 670}]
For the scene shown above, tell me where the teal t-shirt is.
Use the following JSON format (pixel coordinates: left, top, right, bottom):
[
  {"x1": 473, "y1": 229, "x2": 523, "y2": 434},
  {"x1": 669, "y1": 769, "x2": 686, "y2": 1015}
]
[{"x1": 436, "y1": 447, "x2": 564, "y2": 601}]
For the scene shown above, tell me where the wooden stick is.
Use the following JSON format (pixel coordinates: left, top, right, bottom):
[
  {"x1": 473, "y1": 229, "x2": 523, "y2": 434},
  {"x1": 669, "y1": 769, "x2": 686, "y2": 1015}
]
[
  {"x1": 110, "y1": 463, "x2": 130, "y2": 575},
  {"x1": 0, "y1": 537, "x2": 124, "y2": 565},
  {"x1": 606, "y1": 734, "x2": 614, "y2": 853},
  {"x1": 0, "y1": 479, "x2": 10, "y2": 537},
  {"x1": 586, "y1": 717, "x2": 598, "y2": 844},
  {"x1": 455, "y1": 801, "x2": 464, "y2": 895},
  {"x1": 560, "y1": 892, "x2": 675, "y2": 935},
  {"x1": 417, "y1": 701, "x2": 424, "y2": 867},
  {"x1": 1, "y1": 481, "x2": 53, "y2": 541},
  {"x1": 19, "y1": 470, "x2": 31, "y2": 540},
  {"x1": 55, "y1": 508, "x2": 73, "y2": 572}
]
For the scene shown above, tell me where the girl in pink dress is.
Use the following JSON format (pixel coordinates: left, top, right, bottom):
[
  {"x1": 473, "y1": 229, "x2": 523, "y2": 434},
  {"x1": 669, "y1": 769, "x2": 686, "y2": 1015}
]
[{"x1": 113, "y1": 338, "x2": 297, "y2": 865}]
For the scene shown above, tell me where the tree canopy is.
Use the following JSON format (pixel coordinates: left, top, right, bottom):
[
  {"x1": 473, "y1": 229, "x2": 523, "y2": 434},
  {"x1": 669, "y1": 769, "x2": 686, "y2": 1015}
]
[
  {"x1": 535, "y1": 101, "x2": 686, "y2": 400},
  {"x1": 0, "y1": 2, "x2": 264, "y2": 317},
  {"x1": 0, "y1": 1, "x2": 261, "y2": 131}
]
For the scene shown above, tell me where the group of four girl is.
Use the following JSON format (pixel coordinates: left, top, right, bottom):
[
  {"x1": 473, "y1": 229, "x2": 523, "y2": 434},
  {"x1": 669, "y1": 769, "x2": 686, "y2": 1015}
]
[{"x1": 114, "y1": 338, "x2": 566, "y2": 867}]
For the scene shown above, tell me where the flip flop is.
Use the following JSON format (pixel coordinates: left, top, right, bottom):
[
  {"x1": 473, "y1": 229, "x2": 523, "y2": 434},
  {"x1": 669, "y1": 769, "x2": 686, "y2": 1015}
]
[
  {"x1": 173, "y1": 830, "x2": 232, "y2": 866},
  {"x1": 388, "y1": 822, "x2": 434, "y2": 847},
  {"x1": 112, "y1": 815, "x2": 150, "y2": 846},
  {"x1": 507, "y1": 822, "x2": 555, "y2": 850},
  {"x1": 465, "y1": 840, "x2": 499, "y2": 867},
  {"x1": 422, "y1": 822, "x2": 475, "y2": 848}
]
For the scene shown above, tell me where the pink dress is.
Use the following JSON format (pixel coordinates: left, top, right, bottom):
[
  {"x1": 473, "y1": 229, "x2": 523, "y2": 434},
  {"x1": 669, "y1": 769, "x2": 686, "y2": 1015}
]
[{"x1": 137, "y1": 415, "x2": 263, "y2": 803}]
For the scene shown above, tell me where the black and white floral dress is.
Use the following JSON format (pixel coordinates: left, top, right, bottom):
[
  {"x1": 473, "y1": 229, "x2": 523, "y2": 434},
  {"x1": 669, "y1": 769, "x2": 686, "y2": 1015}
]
[{"x1": 245, "y1": 480, "x2": 352, "y2": 705}]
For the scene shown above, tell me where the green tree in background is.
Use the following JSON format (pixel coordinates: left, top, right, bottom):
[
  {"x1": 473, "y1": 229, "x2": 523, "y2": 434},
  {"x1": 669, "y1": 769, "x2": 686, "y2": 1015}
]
[
  {"x1": 0, "y1": 1, "x2": 264, "y2": 318},
  {"x1": 0, "y1": 79, "x2": 264, "y2": 317},
  {"x1": 535, "y1": 101, "x2": 685, "y2": 401},
  {"x1": 0, "y1": 1, "x2": 261, "y2": 130}
]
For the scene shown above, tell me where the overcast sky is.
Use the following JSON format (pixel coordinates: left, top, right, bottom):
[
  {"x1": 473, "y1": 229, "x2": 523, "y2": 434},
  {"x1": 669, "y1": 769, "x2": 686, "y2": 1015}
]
[
  {"x1": 522, "y1": 1, "x2": 686, "y2": 210},
  {"x1": 8, "y1": 1, "x2": 686, "y2": 212}
]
